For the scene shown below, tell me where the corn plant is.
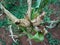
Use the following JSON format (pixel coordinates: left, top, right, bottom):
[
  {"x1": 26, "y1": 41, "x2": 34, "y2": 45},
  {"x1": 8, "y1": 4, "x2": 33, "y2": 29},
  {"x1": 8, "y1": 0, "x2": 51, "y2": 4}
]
[{"x1": 0, "y1": 0, "x2": 60, "y2": 45}]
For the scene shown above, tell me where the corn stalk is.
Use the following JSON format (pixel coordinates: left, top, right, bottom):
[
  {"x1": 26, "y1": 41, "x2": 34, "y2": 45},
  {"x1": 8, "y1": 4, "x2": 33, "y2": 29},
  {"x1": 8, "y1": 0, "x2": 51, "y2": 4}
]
[
  {"x1": 27, "y1": 0, "x2": 32, "y2": 19},
  {"x1": 0, "y1": 0, "x2": 48, "y2": 37}
]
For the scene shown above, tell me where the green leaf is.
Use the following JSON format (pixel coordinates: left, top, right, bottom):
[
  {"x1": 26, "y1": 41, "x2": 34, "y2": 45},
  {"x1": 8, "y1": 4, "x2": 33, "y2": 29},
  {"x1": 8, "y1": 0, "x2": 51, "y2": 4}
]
[
  {"x1": 44, "y1": 16, "x2": 51, "y2": 22},
  {"x1": 27, "y1": 33, "x2": 33, "y2": 39},
  {"x1": 31, "y1": 9, "x2": 39, "y2": 20},
  {"x1": 35, "y1": 0, "x2": 42, "y2": 8},
  {"x1": 27, "y1": 32, "x2": 44, "y2": 42},
  {"x1": 32, "y1": 32, "x2": 44, "y2": 42}
]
